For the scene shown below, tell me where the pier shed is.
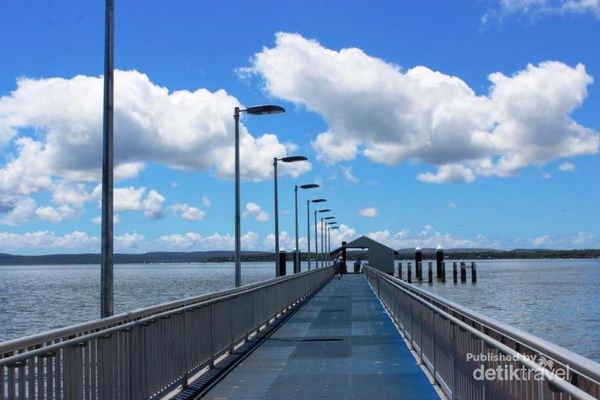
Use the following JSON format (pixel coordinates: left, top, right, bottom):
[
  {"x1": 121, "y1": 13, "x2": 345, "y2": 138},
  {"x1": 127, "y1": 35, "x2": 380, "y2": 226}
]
[{"x1": 332, "y1": 236, "x2": 397, "y2": 274}]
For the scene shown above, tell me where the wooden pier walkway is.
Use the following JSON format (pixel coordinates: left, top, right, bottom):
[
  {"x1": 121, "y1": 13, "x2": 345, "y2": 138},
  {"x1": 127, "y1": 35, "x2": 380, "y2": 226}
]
[{"x1": 203, "y1": 274, "x2": 440, "y2": 399}]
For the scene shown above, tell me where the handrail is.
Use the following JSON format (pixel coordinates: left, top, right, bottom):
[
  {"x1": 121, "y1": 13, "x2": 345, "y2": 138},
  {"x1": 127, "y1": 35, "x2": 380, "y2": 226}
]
[
  {"x1": 381, "y1": 267, "x2": 600, "y2": 388},
  {"x1": 0, "y1": 267, "x2": 321, "y2": 357},
  {"x1": 364, "y1": 265, "x2": 600, "y2": 400},
  {"x1": 1, "y1": 267, "x2": 334, "y2": 399}
]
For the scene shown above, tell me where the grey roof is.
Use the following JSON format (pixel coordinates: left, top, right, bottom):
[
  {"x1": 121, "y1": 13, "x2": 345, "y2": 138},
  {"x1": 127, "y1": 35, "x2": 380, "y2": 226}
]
[{"x1": 331, "y1": 235, "x2": 397, "y2": 254}]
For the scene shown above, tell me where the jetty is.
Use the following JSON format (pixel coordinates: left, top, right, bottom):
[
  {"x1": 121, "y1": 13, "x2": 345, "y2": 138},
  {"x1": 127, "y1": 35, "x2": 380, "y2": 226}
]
[{"x1": 1, "y1": 238, "x2": 600, "y2": 399}]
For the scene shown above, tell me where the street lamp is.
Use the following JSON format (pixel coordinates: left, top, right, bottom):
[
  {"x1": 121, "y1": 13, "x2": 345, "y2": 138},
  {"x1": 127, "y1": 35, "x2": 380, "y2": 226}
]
[
  {"x1": 273, "y1": 155, "x2": 308, "y2": 277},
  {"x1": 330, "y1": 225, "x2": 339, "y2": 263},
  {"x1": 100, "y1": 0, "x2": 115, "y2": 318},
  {"x1": 294, "y1": 184, "x2": 319, "y2": 273},
  {"x1": 234, "y1": 104, "x2": 285, "y2": 287},
  {"x1": 315, "y1": 208, "x2": 331, "y2": 268},
  {"x1": 324, "y1": 217, "x2": 336, "y2": 265},
  {"x1": 307, "y1": 198, "x2": 326, "y2": 270}
]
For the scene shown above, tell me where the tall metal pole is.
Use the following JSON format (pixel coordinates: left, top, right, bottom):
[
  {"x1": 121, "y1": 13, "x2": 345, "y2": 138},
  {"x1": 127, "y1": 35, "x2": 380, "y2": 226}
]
[
  {"x1": 314, "y1": 210, "x2": 318, "y2": 269},
  {"x1": 100, "y1": 0, "x2": 114, "y2": 319},
  {"x1": 320, "y1": 217, "x2": 324, "y2": 268},
  {"x1": 234, "y1": 107, "x2": 241, "y2": 287},
  {"x1": 328, "y1": 227, "x2": 331, "y2": 264},
  {"x1": 294, "y1": 186, "x2": 299, "y2": 257},
  {"x1": 307, "y1": 200, "x2": 311, "y2": 270},
  {"x1": 273, "y1": 158, "x2": 280, "y2": 276},
  {"x1": 326, "y1": 226, "x2": 329, "y2": 265}
]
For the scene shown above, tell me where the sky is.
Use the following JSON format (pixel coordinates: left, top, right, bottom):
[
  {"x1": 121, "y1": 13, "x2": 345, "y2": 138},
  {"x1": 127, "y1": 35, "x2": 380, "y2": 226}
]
[{"x1": 0, "y1": 0, "x2": 599, "y2": 254}]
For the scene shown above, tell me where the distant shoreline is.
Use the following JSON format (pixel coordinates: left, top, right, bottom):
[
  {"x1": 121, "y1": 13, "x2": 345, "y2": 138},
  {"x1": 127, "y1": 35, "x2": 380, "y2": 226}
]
[{"x1": 0, "y1": 249, "x2": 598, "y2": 265}]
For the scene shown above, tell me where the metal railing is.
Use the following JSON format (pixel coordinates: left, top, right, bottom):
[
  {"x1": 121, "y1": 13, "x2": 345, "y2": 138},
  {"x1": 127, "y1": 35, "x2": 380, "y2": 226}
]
[
  {"x1": 1, "y1": 267, "x2": 333, "y2": 399},
  {"x1": 364, "y1": 265, "x2": 600, "y2": 400}
]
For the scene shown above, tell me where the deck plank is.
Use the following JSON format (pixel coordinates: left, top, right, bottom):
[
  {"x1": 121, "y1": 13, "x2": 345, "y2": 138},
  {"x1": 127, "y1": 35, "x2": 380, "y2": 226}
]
[{"x1": 203, "y1": 274, "x2": 440, "y2": 399}]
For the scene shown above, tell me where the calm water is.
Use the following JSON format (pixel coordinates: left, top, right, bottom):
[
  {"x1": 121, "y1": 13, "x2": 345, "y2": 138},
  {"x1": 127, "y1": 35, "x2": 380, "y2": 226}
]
[
  {"x1": 1, "y1": 260, "x2": 599, "y2": 364},
  {"x1": 0, "y1": 261, "x2": 301, "y2": 342},
  {"x1": 410, "y1": 259, "x2": 600, "y2": 362}
]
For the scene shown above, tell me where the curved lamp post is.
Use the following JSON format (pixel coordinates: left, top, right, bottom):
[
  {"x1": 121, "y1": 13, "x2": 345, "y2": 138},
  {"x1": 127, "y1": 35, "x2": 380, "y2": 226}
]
[
  {"x1": 273, "y1": 155, "x2": 308, "y2": 277},
  {"x1": 324, "y1": 217, "x2": 336, "y2": 265},
  {"x1": 316, "y1": 209, "x2": 331, "y2": 268},
  {"x1": 307, "y1": 198, "x2": 326, "y2": 270},
  {"x1": 294, "y1": 184, "x2": 319, "y2": 273},
  {"x1": 329, "y1": 225, "x2": 339, "y2": 263},
  {"x1": 234, "y1": 104, "x2": 284, "y2": 287},
  {"x1": 100, "y1": 0, "x2": 115, "y2": 318}
]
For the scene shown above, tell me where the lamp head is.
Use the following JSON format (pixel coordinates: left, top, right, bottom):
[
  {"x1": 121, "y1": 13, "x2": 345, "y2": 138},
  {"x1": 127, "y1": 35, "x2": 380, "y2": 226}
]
[
  {"x1": 281, "y1": 155, "x2": 307, "y2": 163},
  {"x1": 300, "y1": 183, "x2": 319, "y2": 189},
  {"x1": 245, "y1": 104, "x2": 285, "y2": 115},
  {"x1": 311, "y1": 198, "x2": 327, "y2": 203}
]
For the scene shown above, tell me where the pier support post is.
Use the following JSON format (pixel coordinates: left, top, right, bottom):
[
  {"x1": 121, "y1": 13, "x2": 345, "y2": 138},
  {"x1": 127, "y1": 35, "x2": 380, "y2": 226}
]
[
  {"x1": 293, "y1": 250, "x2": 301, "y2": 274},
  {"x1": 278, "y1": 251, "x2": 287, "y2": 276},
  {"x1": 441, "y1": 261, "x2": 446, "y2": 283},
  {"x1": 398, "y1": 262, "x2": 402, "y2": 280},
  {"x1": 407, "y1": 262, "x2": 412, "y2": 283},
  {"x1": 471, "y1": 261, "x2": 477, "y2": 283},
  {"x1": 453, "y1": 262, "x2": 458, "y2": 283},
  {"x1": 460, "y1": 262, "x2": 466, "y2": 283},
  {"x1": 415, "y1": 247, "x2": 422, "y2": 280},
  {"x1": 436, "y1": 248, "x2": 444, "y2": 279},
  {"x1": 417, "y1": 261, "x2": 423, "y2": 282},
  {"x1": 341, "y1": 241, "x2": 347, "y2": 274},
  {"x1": 428, "y1": 261, "x2": 433, "y2": 283}
]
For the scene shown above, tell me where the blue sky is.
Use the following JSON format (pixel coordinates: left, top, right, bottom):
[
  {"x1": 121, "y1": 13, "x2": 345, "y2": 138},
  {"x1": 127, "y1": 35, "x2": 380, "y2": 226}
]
[{"x1": 0, "y1": 0, "x2": 599, "y2": 254}]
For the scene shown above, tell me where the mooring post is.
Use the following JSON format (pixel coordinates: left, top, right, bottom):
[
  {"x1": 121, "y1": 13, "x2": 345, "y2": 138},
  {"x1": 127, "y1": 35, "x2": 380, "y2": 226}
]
[
  {"x1": 441, "y1": 261, "x2": 446, "y2": 283},
  {"x1": 471, "y1": 261, "x2": 477, "y2": 283},
  {"x1": 278, "y1": 251, "x2": 287, "y2": 276},
  {"x1": 415, "y1": 247, "x2": 422, "y2": 280},
  {"x1": 460, "y1": 262, "x2": 467, "y2": 283},
  {"x1": 428, "y1": 261, "x2": 433, "y2": 283},
  {"x1": 407, "y1": 262, "x2": 412, "y2": 283},
  {"x1": 436, "y1": 247, "x2": 443, "y2": 279},
  {"x1": 453, "y1": 261, "x2": 458, "y2": 283},
  {"x1": 341, "y1": 241, "x2": 347, "y2": 274},
  {"x1": 417, "y1": 261, "x2": 423, "y2": 282},
  {"x1": 398, "y1": 262, "x2": 402, "y2": 280}
]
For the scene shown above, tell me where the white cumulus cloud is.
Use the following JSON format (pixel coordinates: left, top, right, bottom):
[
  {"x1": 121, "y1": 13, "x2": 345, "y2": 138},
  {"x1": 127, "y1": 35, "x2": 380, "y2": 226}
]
[
  {"x1": 359, "y1": 207, "x2": 379, "y2": 218},
  {"x1": 169, "y1": 203, "x2": 206, "y2": 220},
  {"x1": 244, "y1": 33, "x2": 598, "y2": 183},
  {"x1": 558, "y1": 161, "x2": 576, "y2": 171},
  {"x1": 243, "y1": 202, "x2": 269, "y2": 222},
  {"x1": 0, "y1": 70, "x2": 311, "y2": 204}
]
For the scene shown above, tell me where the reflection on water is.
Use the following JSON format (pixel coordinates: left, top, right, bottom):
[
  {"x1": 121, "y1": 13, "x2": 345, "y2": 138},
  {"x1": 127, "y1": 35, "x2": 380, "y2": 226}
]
[{"x1": 410, "y1": 259, "x2": 600, "y2": 362}]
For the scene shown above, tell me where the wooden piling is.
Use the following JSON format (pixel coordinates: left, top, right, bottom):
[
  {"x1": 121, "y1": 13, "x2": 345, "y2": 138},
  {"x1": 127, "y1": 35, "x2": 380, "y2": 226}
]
[
  {"x1": 415, "y1": 248, "x2": 422, "y2": 280},
  {"x1": 428, "y1": 261, "x2": 433, "y2": 283},
  {"x1": 417, "y1": 261, "x2": 423, "y2": 282},
  {"x1": 471, "y1": 261, "x2": 477, "y2": 283},
  {"x1": 398, "y1": 262, "x2": 402, "y2": 280},
  {"x1": 436, "y1": 248, "x2": 443, "y2": 278},
  {"x1": 278, "y1": 251, "x2": 287, "y2": 276},
  {"x1": 407, "y1": 262, "x2": 412, "y2": 283},
  {"x1": 453, "y1": 262, "x2": 458, "y2": 283},
  {"x1": 460, "y1": 262, "x2": 466, "y2": 282},
  {"x1": 441, "y1": 261, "x2": 446, "y2": 283}
]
